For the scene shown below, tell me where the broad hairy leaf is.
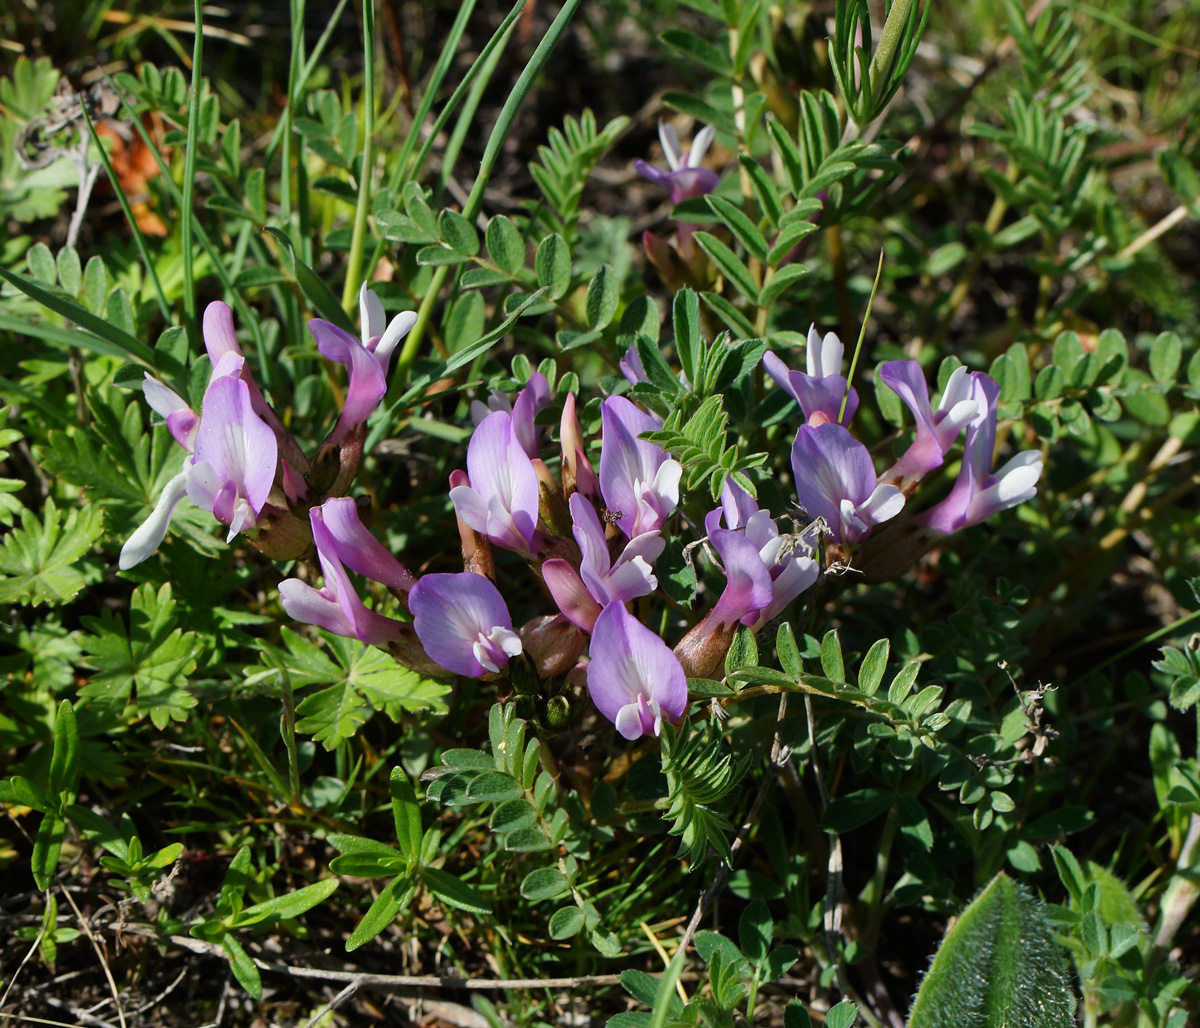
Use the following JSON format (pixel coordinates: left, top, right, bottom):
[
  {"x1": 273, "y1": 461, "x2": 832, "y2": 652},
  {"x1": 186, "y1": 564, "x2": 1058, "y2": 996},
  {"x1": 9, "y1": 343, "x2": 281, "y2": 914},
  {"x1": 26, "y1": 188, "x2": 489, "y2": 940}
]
[{"x1": 907, "y1": 872, "x2": 1076, "y2": 1028}]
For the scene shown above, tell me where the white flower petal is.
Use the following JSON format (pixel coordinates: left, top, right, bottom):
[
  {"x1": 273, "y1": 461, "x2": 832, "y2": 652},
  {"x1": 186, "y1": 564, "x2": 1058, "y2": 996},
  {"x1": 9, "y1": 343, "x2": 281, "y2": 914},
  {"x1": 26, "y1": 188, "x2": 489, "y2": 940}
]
[
  {"x1": 119, "y1": 468, "x2": 190, "y2": 570},
  {"x1": 658, "y1": 121, "x2": 682, "y2": 171},
  {"x1": 373, "y1": 310, "x2": 418, "y2": 367},
  {"x1": 688, "y1": 123, "x2": 715, "y2": 167},
  {"x1": 359, "y1": 284, "x2": 386, "y2": 343}
]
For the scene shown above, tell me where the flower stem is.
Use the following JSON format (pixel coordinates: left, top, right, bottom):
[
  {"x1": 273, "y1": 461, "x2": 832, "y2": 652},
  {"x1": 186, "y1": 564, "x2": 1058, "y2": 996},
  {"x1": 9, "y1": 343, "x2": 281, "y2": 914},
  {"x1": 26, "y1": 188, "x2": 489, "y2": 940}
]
[{"x1": 341, "y1": 0, "x2": 377, "y2": 314}]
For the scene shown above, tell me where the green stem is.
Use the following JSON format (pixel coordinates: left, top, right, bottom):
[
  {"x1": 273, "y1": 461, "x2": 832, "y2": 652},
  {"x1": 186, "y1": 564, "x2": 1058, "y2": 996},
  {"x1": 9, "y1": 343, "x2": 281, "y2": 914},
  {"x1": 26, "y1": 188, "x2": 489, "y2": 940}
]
[
  {"x1": 341, "y1": 0, "x2": 377, "y2": 313},
  {"x1": 77, "y1": 104, "x2": 170, "y2": 324},
  {"x1": 436, "y1": 17, "x2": 511, "y2": 201},
  {"x1": 392, "y1": 0, "x2": 584, "y2": 388},
  {"x1": 180, "y1": 0, "x2": 205, "y2": 334},
  {"x1": 279, "y1": 669, "x2": 301, "y2": 806},
  {"x1": 362, "y1": 0, "x2": 486, "y2": 283},
  {"x1": 869, "y1": 0, "x2": 913, "y2": 96}
]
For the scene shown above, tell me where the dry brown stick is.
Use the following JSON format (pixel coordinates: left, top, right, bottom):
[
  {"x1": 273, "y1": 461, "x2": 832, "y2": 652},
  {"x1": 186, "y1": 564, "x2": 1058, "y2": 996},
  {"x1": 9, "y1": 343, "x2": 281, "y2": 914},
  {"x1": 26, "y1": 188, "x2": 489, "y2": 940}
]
[
  {"x1": 299, "y1": 981, "x2": 359, "y2": 1028},
  {"x1": 58, "y1": 886, "x2": 128, "y2": 1028},
  {"x1": 158, "y1": 933, "x2": 623, "y2": 990}
]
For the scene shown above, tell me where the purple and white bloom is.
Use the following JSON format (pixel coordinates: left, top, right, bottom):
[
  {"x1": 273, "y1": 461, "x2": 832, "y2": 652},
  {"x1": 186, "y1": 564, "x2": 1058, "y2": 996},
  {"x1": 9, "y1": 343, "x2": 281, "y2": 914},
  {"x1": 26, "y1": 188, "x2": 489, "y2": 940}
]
[
  {"x1": 543, "y1": 493, "x2": 664, "y2": 631},
  {"x1": 598, "y1": 396, "x2": 682, "y2": 539},
  {"x1": 586, "y1": 602, "x2": 688, "y2": 741},
  {"x1": 141, "y1": 375, "x2": 198, "y2": 452},
  {"x1": 409, "y1": 573, "x2": 522, "y2": 678},
  {"x1": 791, "y1": 422, "x2": 905, "y2": 544},
  {"x1": 307, "y1": 291, "x2": 415, "y2": 446},
  {"x1": 358, "y1": 283, "x2": 418, "y2": 369},
  {"x1": 470, "y1": 372, "x2": 550, "y2": 460},
  {"x1": 309, "y1": 497, "x2": 416, "y2": 600},
  {"x1": 915, "y1": 373, "x2": 1043, "y2": 535},
  {"x1": 701, "y1": 509, "x2": 776, "y2": 627},
  {"x1": 763, "y1": 326, "x2": 859, "y2": 427},
  {"x1": 185, "y1": 370, "x2": 279, "y2": 539},
  {"x1": 878, "y1": 361, "x2": 979, "y2": 488},
  {"x1": 279, "y1": 504, "x2": 407, "y2": 647},
  {"x1": 450, "y1": 410, "x2": 541, "y2": 554},
  {"x1": 712, "y1": 479, "x2": 819, "y2": 627},
  {"x1": 634, "y1": 121, "x2": 720, "y2": 206},
  {"x1": 120, "y1": 357, "x2": 280, "y2": 570}
]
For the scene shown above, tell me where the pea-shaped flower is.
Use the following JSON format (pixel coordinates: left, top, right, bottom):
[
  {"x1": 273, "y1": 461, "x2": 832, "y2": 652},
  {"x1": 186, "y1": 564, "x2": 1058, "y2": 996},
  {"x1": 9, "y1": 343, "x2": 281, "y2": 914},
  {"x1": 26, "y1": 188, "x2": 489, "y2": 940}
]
[
  {"x1": 586, "y1": 603, "x2": 688, "y2": 740},
  {"x1": 409, "y1": 573, "x2": 523, "y2": 679}
]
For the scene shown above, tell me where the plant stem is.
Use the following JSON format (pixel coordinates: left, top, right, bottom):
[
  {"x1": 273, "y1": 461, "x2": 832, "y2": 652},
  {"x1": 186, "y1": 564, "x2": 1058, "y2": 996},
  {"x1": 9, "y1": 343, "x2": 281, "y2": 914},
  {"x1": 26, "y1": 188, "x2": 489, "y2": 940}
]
[
  {"x1": 180, "y1": 0, "x2": 205, "y2": 335},
  {"x1": 393, "y1": 0, "x2": 584, "y2": 388},
  {"x1": 341, "y1": 0, "x2": 377, "y2": 313},
  {"x1": 279, "y1": 669, "x2": 302, "y2": 806}
]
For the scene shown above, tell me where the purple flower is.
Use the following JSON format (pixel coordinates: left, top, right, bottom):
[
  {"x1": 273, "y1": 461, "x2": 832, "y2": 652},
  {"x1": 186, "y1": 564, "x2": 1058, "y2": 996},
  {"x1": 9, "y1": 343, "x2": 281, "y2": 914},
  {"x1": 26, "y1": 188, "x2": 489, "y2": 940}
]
[
  {"x1": 586, "y1": 603, "x2": 688, "y2": 740},
  {"x1": 763, "y1": 325, "x2": 859, "y2": 427},
  {"x1": 878, "y1": 362, "x2": 979, "y2": 487},
  {"x1": 791, "y1": 422, "x2": 904, "y2": 544},
  {"x1": 121, "y1": 355, "x2": 281, "y2": 569},
  {"x1": 701, "y1": 508, "x2": 776, "y2": 628},
  {"x1": 307, "y1": 289, "x2": 415, "y2": 446},
  {"x1": 634, "y1": 122, "x2": 720, "y2": 206},
  {"x1": 203, "y1": 302, "x2": 312, "y2": 503},
  {"x1": 310, "y1": 497, "x2": 416, "y2": 600},
  {"x1": 279, "y1": 503, "x2": 410, "y2": 647},
  {"x1": 915, "y1": 374, "x2": 1043, "y2": 535},
  {"x1": 619, "y1": 343, "x2": 649, "y2": 387},
  {"x1": 450, "y1": 410, "x2": 541, "y2": 554},
  {"x1": 598, "y1": 396, "x2": 682, "y2": 538},
  {"x1": 141, "y1": 375, "x2": 198, "y2": 452},
  {"x1": 409, "y1": 573, "x2": 522, "y2": 678},
  {"x1": 470, "y1": 372, "x2": 550, "y2": 460},
  {"x1": 543, "y1": 493, "x2": 664, "y2": 631},
  {"x1": 713, "y1": 479, "x2": 818, "y2": 627}
]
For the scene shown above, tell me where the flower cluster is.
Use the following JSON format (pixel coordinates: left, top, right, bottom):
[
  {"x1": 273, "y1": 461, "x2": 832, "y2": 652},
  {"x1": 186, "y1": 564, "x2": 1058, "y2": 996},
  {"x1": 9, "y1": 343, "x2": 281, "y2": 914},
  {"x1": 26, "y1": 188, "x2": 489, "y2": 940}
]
[
  {"x1": 770, "y1": 326, "x2": 1044, "y2": 567},
  {"x1": 120, "y1": 286, "x2": 417, "y2": 570},
  {"x1": 124, "y1": 298, "x2": 1042, "y2": 745},
  {"x1": 267, "y1": 358, "x2": 827, "y2": 740}
]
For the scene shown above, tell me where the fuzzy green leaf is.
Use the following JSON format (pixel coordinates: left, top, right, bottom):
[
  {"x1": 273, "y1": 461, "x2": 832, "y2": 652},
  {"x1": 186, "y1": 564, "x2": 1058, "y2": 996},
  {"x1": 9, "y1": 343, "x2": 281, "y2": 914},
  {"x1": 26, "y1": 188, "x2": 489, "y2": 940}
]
[{"x1": 907, "y1": 873, "x2": 1076, "y2": 1028}]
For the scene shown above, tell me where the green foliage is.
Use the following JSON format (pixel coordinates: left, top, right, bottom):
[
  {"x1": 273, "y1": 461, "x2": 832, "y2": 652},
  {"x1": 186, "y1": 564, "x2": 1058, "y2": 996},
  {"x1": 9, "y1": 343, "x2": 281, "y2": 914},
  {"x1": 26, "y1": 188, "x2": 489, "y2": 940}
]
[
  {"x1": 644, "y1": 394, "x2": 767, "y2": 501},
  {"x1": 0, "y1": 498, "x2": 104, "y2": 606},
  {"x1": 2, "y1": 0, "x2": 1200, "y2": 1022},
  {"x1": 907, "y1": 873, "x2": 1076, "y2": 1028},
  {"x1": 528, "y1": 109, "x2": 629, "y2": 242},
  {"x1": 660, "y1": 719, "x2": 750, "y2": 863},
  {"x1": 244, "y1": 628, "x2": 450, "y2": 749},
  {"x1": 77, "y1": 582, "x2": 202, "y2": 728},
  {"x1": 190, "y1": 844, "x2": 339, "y2": 997}
]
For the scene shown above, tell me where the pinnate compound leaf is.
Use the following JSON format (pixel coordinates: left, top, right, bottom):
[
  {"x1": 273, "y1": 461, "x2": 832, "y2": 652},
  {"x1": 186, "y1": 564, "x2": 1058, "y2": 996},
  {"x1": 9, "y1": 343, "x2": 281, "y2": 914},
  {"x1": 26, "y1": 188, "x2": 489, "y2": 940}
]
[
  {"x1": 78, "y1": 582, "x2": 201, "y2": 729},
  {"x1": 0, "y1": 499, "x2": 105, "y2": 606},
  {"x1": 906, "y1": 872, "x2": 1076, "y2": 1028}
]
